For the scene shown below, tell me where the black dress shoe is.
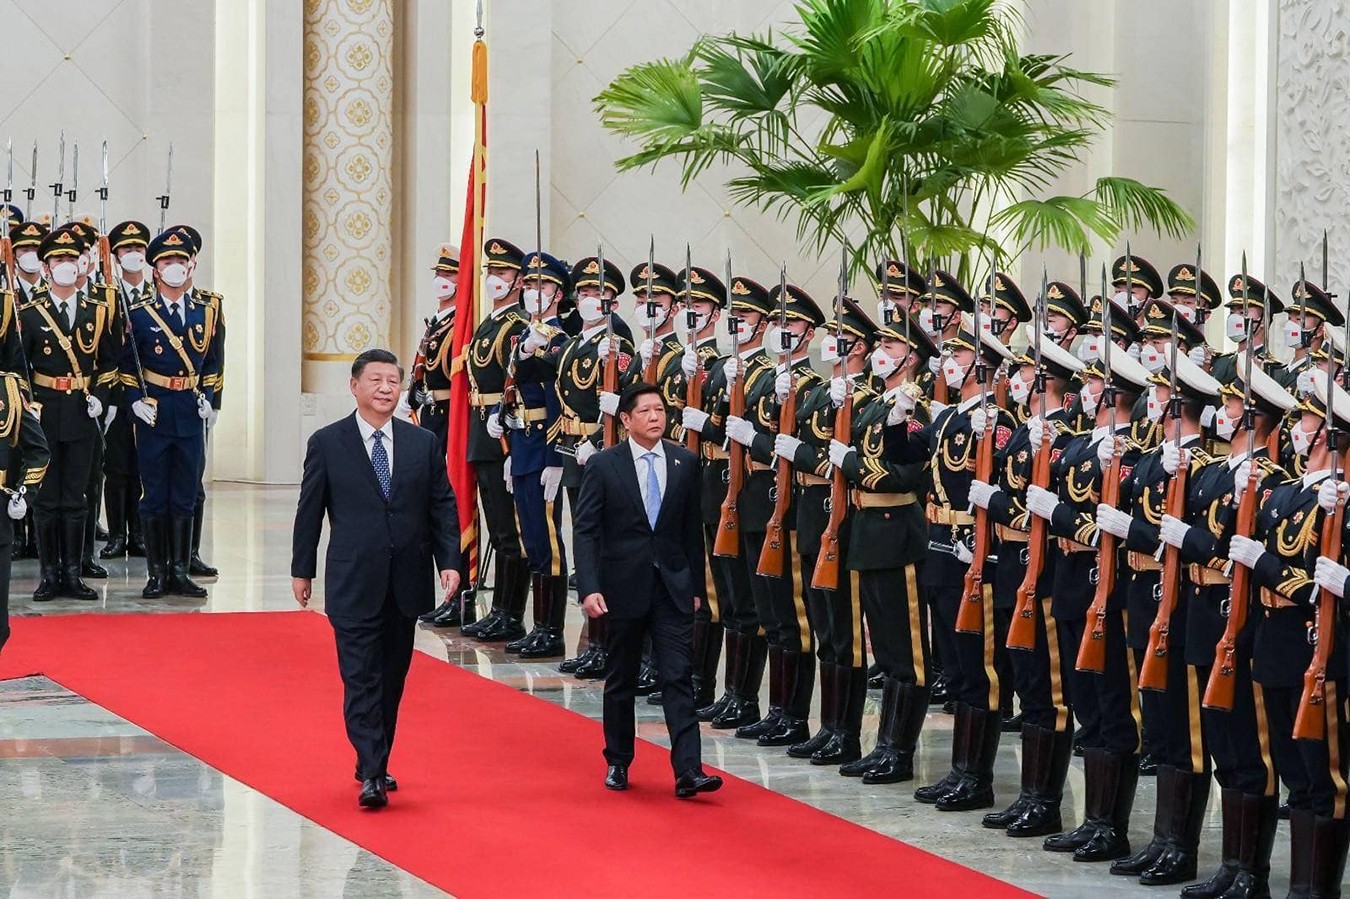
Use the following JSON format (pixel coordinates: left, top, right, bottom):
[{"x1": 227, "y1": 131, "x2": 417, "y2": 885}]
[
  {"x1": 353, "y1": 770, "x2": 398, "y2": 791},
  {"x1": 518, "y1": 630, "x2": 565, "y2": 659},
  {"x1": 189, "y1": 554, "x2": 218, "y2": 577},
  {"x1": 675, "y1": 768, "x2": 723, "y2": 799},
  {"x1": 82, "y1": 559, "x2": 108, "y2": 579},
  {"x1": 573, "y1": 649, "x2": 609, "y2": 680},
  {"x1": 604, "y1": 765, "x2": 629, "y2": 791},
  {"x1": 646, "y1": 691, "x2": 665, "y2": 706},
  {"x1": 358, "y1": 778, "x2": 388, "y2": 809},
  {"x1": 99, "y1": 536, "x2": 127, "y2": 559},
  {"x1": 420, "y1": 599, "x2": 454, "y2": 623}
]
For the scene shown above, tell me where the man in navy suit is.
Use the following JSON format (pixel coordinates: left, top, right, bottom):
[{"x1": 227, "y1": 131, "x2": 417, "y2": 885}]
[
  {"x1": 291, "y1": 349, "x2": 462, "y2": 809},
  {"x1": 572, "y1": 381, "x2": 723, "y2": 798}
]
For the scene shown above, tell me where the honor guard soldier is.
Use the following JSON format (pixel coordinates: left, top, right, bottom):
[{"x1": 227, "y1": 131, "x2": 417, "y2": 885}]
[
  {"x1": 1284, "y1": 277, "x2": 1345, "y2": 399},
  {"x1": 1157, "y1": 367, "x2": 1294, "y2": 899},
  {"x1": 1033, "y1": 348, "x2": 1152, "y2": 863},
  {"x1": 723, "y1": 280, "x2": 823, "y2": 748},
  {"x1": 0, "y1": 372, "x2": 49, "y2": 653},
  {"x1": 917, "y1": 268, "x2": 969, "y2": 409},
  {"x1": 553, "y1": 253, "x2": 638, "y2": 679},
  {"x1": 777, "y1": 296, "x2": 878, "y2": 766},
  {"x1": 100, "y1": 221, "x2": 153, "y2": 561},
  {"x1": 488, "y1": 251, "x2": 571, "y2": 659},
  {"x1": 841, "y1": 312, "x2": 937, "y2": 784},
  {"x1": 1040, "y1": 281, "x2": 1091, "y2": 429},
  {"x1": 1111, "y1": 253, "x2": 1165, "y2": 324},
  {"x1": 1165, "y1": 261, "x2": 1222, "y2": 331},
  {"x1": 23, "y1": 226, "x2": 119, "y2": 601},
  {"x1": 9, "y1": 220, "x2": 49, "y2": 307},
  {"x1": 1230, "y1": 378, "x2": 1350, "y2": 898},
  {"x1": 1135, "y1": 297, "x2": 1209, "y2": 449},
  {"x1": 874, "y1": 258, "x2": 927, "y2": 322},
  {"x1": 1097, "y1": 351, "x2": 1221, "y2": 885},
  {"x1": 683, "y1": 272, "x2": 766, "y2": 727},
  {"x1": 119, "y1": 227, "x2": 221, "y2": 599},
  {"x1": 1212, "y1": 274, "x2": 1287, "y2": 388},
  {"x1": 632, "y1": 261, "x2": 684, "y2": 406},
  {"x1": 461, "y1": 238, "x2": 532, "y2": 642},
  {"x1": 971, "y1": 337, "x2": 1085, "y2": 838}
]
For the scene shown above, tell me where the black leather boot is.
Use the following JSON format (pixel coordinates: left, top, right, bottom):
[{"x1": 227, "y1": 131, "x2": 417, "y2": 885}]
[
  {"x1": 711, "y1": 634, "x2": 764, "y2": 730},
  {"x1": 699, "y1": 628, "x2": 742, "y2": 722},
  {"x1": 1075, "y1": 751, "x2": 1138, "y2": 862},
  {"x1": 431, "y1": 586, "x2": 478, "y2": 627},
  {"x1": 81, "y1": 498, "x2": 107, "y2": 578},
  {"x1": 462, "y1": 556, "x2": 510, "y2": 638},
  {"x1": 813, "y1": 664, "x2": 864, "y2": 765},
  {"x1": 842, "y1": 673, "x2": 897, "y2": 777},
  {"x1": 1307, "y1": 814, "x2": 1350, "y2": 899},
  {"x1": 126, "y1": 496, "x2": 146, "y2": 557},
  {"x1": 59, "y1": 517, "x2": 98, "y2": 600},
  {"x1": 1111, "y1": 763, "x2": 1177, "y2": 876},
  {"x1": 916, "y1": 701, "x2": 969, "y2": 804},
  {"x1": 1141, "y1": 770, "x2": 1209, "y2": 884},
  {"x1": 167, "y1": 516, "x2": 208, "y2": 597},
  {"x1": 506, "y1": 572, "x2": 547, "y2": 653},
  {"x1": 761, "y1": 649, "x2": 812, "y2": 747},
  {"x1": 1284, "y1": 808, "x2": 1315, "y2": 899},
  {"x1": 188, "y1": 503, "x2": 217, "y2": 577},
  {"x1": 789, "y1": 662, "x2": 837, "y2": 758},
  {"x1": 984, "y1": 723, "x2": 1041, "y2": 830},
  {"x1": 1046, "y1": 745, "x2": 1106, "y2": 854},
  {"x1": 1007, "y1": 726, "x2": 1073, "y2": 837},
  {"x1": 519, "y1": 575, "x2": 567, "y2": 659},
  {"x1": 474, "y1": 557, "x2": 527, "y2": 642},
  {"x1": 99, "y1": 484, "x2": 127, "y2": 559},
  {"x1": 1184, "y1": 788, "x2": 1241, "y2": 899},
  {"x1": 936, "y1": 706, "x2": 1000, "y2": 811},
  {"x1": 736, "y1": 645, "x2": 784, "y2": 740},
  {"x1": 31, "y1": 519, "x2": 62, "y2": 601},
  {"x1": 864, "y1": 681, "x2": 928, "y2": 784},
  {"x1": 573, "y1": 616, "x2": 609, "y2": 680},
  {"x1": 636, "y1": 654, "x2": 660, "y2": 695},
  {"x1": 691, "y1": 619, "x2": 724, "y2": 710},
  {"x1": 141, "y1": 516, "x2": 168, "y2": 598},
  {"x1": 1215, "y1": 793, "x2": 1277, "y2": 899}
]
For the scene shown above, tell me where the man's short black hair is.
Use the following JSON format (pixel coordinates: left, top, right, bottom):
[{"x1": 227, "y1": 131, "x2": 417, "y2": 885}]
[
  {"x1": 352, "y1": 348, "x2": 403, "y2": 379},
  {"x1": 618, "y1": 381, "x2": 662, "y2": 417}
]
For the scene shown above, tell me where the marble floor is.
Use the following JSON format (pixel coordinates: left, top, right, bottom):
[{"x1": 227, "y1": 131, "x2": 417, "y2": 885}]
[{"x1": 0, "y1": 482, "x2": 1294, "y2": 898}]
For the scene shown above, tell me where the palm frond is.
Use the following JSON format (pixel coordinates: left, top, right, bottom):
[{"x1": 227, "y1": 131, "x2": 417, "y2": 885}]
[{"x1": 1093, "y1": 177, "x2": 1195, "y2": 240}]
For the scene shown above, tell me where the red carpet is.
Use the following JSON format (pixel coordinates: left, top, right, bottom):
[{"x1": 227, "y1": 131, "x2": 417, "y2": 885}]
[{"x1": 1, "y1": 612, "x2": 1035, "y2": 898}]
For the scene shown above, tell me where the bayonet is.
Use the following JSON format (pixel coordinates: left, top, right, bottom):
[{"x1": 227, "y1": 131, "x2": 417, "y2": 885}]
[
  {"x1": 67, "y1": 141, "x2": 78, "y2": 223},
  {"x1": 156, "y1": 143, "x2": 174, "y2": 235},
  {"x1": 685, "y1": 243, "x2": 696, "y2": 333},
  {"x1": 1299, "y1": 262, "x2": 1309, "y2": 357},
  {"x1": 25, "y1": 141, "x2": 37, "y2": 219},
  {"x1": 50, "y1": 130, "x2": 65, "y2": 222},
  {"x1": 645, "y1": 235, "x2": 656, "y2": 343},
  {"x1": 1123, "y1": 241, "x2": 1133, "y2": 319},
  {"x1": 98, "y1": 140, "x2": 109, "y2": 235},
  {"x1": 1241, "y1": 253, "x2": 1255, "y2": 458},
  {"x1": 777, "y1": 262, "x2": 789, "y2": 357},
  {"x1": 1102, "y1": 263, "x2": 1115, "y2": 431},
  {"x1": 1078, "y1": 251, "x2": 1086, "y2": 320},
  {"x1": 3, "y1": 139, "x2": 12, "y2": 208},
  {"x1": 1035, "y1": 266, "x2": 1047, "y2": 396},
  {"x1": 835, "y1": 243, "x2": 847, "y2": 376}
]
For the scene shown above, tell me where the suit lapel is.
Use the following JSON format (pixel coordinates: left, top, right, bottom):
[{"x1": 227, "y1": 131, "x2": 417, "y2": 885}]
[
  {"x1": 614, "y1": 441, "x2": 649, "y2": 526},
  {"x1": 653, "y1": 443, "x2": 683, "y2": 530},
  {"x1": 387, "y1": 418, "x2": 415, "y2": 499},
  {"x1": 340, "y1": 414, "x2": 388, "y2": 503}
]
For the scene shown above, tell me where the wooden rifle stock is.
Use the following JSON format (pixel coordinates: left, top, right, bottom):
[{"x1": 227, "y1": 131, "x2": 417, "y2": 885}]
[
  {"x1": 602, "y1": 338, "x2": 619, "y2": 447},
  {"x1": 684, "y1": 363, "x2": 703, "y2": 453},
  {"x1": 714, "y1": 364, "x2": 744, "y2": 558},
  {"x1": 498, "y1": 336, "x2": 521, "y2": 455},
  {"x1": 1203, "y1": 458, "x2": 1260, "y2": 710},
  {"x1": 1008, "y1": 434, "x2": 1052, "y2": 650},
  {"x1": 811, "y1": 389, "x2": 851, "y2": 591},
  {"x1": 757, "y1": 379, "x2": 797, "y2": 577},
  {"x1": 955, "y1": 414, "x2": 996, "y2": 633},
  {"x1": 1140, "y1": 456, "x2": 1189, "y2": 691},
  {"x1": 1077, "y1": 447, "x2": 1121, "y2": 672},
  {"x1": 1293, "y1": 493, "x2": 1345, "y2": 740}
]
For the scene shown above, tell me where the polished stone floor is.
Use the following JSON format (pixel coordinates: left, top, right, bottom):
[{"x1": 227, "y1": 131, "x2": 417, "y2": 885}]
[{"x1": 1, "y1": 482, "x2": 1294, "y2": 898}]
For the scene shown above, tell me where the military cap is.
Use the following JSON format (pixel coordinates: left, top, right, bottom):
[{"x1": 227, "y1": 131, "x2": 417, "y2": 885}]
[
  {"x1": 0, "y1": 204, "x2": 21, "y2": 230},
  {"x1": 483, "y1": 237, "x2": 525, "y2": 270},
  {"x1": 1316, "y1": 324, "x2": 1349, "y2": 367},
  {"x1": 1082, "y1": 345, "x2": 1152, "y2": 393},
  {"x1": 1044, "y1": 281, "x2": 1089, "y2": 326},
  {"x1": 945, "y1": 326, "x2": 1014, "y2": 368},
  {"x1": 1305, "y1": 376, "x2": 1350, "y2": 431},
  {"x1": 1158, "y1": 351, "x2": 1222, "y2": 404},
  {"x1": 875, "y1": 259, "x2": 926, "y2": 297},
  {"x1": 1111, "y1": 254, "x2": 1164, "y2": 298},
  {"x1": 677, "y1": 266, "x2": 727, "y2": 307},
  {"x1": 920, "y1": 269, "x2": 974, "y2": 313},
  {"x1": 827, "y1": 297, "x2": 879, "y2": 342},
  {"x1": 10, "y1": 220, "x2": 49, "y2": 249},
  {"x1": 978, "y1": 271, "x2": 1031, "y2": 322},
  {"x1": 1087, "y1": 294, "x2": 1143, "y2": 345},
  {"x1": 147, "y1": 228, "x2": 194, "y2": 265},
  {"x1": 38, "y1": 226, "x2": 83, "y2": 261},
  {"x1": 1166, "y1": 264, "x2": 1221, "y2": 310},
  {"x1": 1225, "y1": 273, "x2": 1284, "y2": 315},
  {"x1": 1289, "y1": 277, "x2": 1346, "y2": 327},
  {"x1": 170, "y1": 225, "x2": 203, "y2": 256},
  {"x1": 65, "y1": 220, "x2": 95, "y2": 250},
  {"x1": 521, "y1": 251, "x2": 571, "y2": 289},
  {"x1": 570, "y1": 255, "x2": 625, "y2": 295},
  {"x1": 432, "y1": 243, "x2": 459, "y2": 274},
  {"x1": 1218, "y1": 365, "x2": 1298, "y2": 419},
  {"x1": 631, "y1": 262, "x2": 681, "y2": 299},
  {"x1": 877, "y1": 311, "x2": 939, "y2": 360},
  {"x1": 728, "y1": 275, "x2": 772, "y2": 317},
  {"x1": 767, "y1": 283, "x2": 826, "y2": 328},
  {"x1": 1139, "y1": 298, "x2": 1206, "y2": 349},
  {"x1": 1018, "y1": 336, "x2": 1084, "y2": 383},
  {"x1": 109, "y1": 221, "x2": 151, "y2": 252}
]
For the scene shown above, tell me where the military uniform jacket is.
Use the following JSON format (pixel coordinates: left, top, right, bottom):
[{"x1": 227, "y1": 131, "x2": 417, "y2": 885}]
[
  {"x1": 1211, "y1": 349, "x2": 1290, "y2": 390},
  {"x1": 846, "y1": 386, "x2": 931, "y2": 571},
  {"x1": 500, "y1": 316, "x2": 567, "y2": 476},
  {"x1": 694, "y1": 344, "x2": 736, "y2": 526},
  {"x1": 742, "y1": 355, "x2": 819, "y2": 533},
  {"x1": 0, "y1": 287, "x2": 28, "y2": 392},
  {"x1": 466, "y1": 305, "x2": 529, "y2": 464},
  {"x1": 193, "y1": 287, "x2": 225, "y2": 411},
  {"x1": 418, "y1": 310, "x2": 457, "y2": 395},
  {"x1": 118, "y1": 291, "x2": 222, "y2": 439},
  {"x1": 0, "y1": 373, "x2": 49, "y2": 493},
  {"x1": 789, "y1": 372, "x2": 879, "y2": 556},
  {"x1": 648, "y1": 332, "x2": 688, "y2": 442},
  {"x1": 552, "y1": 325, "x2": 638, "y2": 454},
  {"x1": 22, "y1": 287, "x2": 119, "y2": 442},
  {"x1": 109, "y1": 280, "x2": 154, "y2": 407}
]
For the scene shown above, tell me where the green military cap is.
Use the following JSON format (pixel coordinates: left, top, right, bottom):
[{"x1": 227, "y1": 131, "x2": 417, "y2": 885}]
[
  {"x1": 1086, "y1": 294, "x2": 1143, "y2": 345},
  {"x1": 1166, "y1": 263, "x2": 1221, "y2": 310},
  {"x1": 1139, "y1": 298, "x2": 1206, "y2": 349},
  {"x1": 38, "y1": 226, "x2": 83, "y2": 260},
  {"x1": 978, "y1": 271, "x2": 1031, "y2": 322},
  {"x1": 1044, "y1": 281, "x2": 1088, "y2": 326},
  {"x1": 1289, "y1": 278, "x2": 1346, "y2": 326},
  {"x1": 109, "y1": 221, "x2": 151, "y2": 252},
  {"x1": 874, "y1": 259, "x2": 926, "y2": 297},
  {"x1": 767, "y1": 282, "x2": 826, "y2": 328},
  {"x1": 483, "y1": 237, "x2": 525, "y2": 270},
  {"x1": 1112, "y1": 254, "x2": 1164, "y2": 298},
  {"x1": 66, "y1": 220, "x2": 96, "y2": 250},
  {"x1": 1226, "y1": 273, "x2": 1284, "y2": 315},
  {"x1": 920, "y1": 269, "x2": 974, "y2": 313},
  {"x1": 432, "y1": 243, "x2": 459, "y2": 274},
  {"x1": 632, "y1": 262, "x2": 681, "y2": 299},
  {"x1": 945, "y1": 326, "x2": 1014, "y2": 368},
  {"x1": 728, "y1": 275, "x2": 772, "y2": 317},
  {"x1": 876, "y1": 311, "x2": 939, "y2": 359},
  {"x1": 571, "y1": 255, "x2": 625, "y2": 295},
  {"x1": 10, "y1": 220, "x2": 49, "y2": 249},
  {"x1": 827, "y1": 297, "x2": 879, "y2": 342},
  {"x1": 675, "y1": 266, "x2": 726, "y2": 306},
  {"x1": 1303, "y1": 376, "x2": 1350, "y2": 430}
]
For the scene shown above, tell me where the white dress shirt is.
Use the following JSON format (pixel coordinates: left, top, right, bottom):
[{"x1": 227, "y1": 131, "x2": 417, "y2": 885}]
[
  {"x1": 161, "y1": 295, "x2": 186, "y2": 327},
  {"x1": 355, "y1": 411, "x2": 394, "y2": 470},
  {"x1": 629, "y1": 436, "x2": 667, "y2": 511}
]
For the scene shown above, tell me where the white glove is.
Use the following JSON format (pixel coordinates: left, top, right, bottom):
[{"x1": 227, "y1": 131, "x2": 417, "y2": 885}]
[
  {"x1": 829, "y1": 376, "x2": 848, "y2": 408},
  {"x1": 486, "y1": 414, "x2": 505, "y2": 440},
  {"x1": 1027, "y1": 415, "x2": 1046, "y2": 450},
  {"x1": 970, "y1": 407, "x2": 988, "y2": 438},
  {"x1": 828, "y1": 439, "x2": 854, "y2": 470},
  {"x1": 774, "y1": 368, "x2": 791, "y2": 403},
  {"x1": 575, "y1": 441, "x2": 596, "y2": 466},
  {"x1": 395, "y1": 395, "x2": 414, "y2": 421},
  {"x1": 1096, "y1": 434, "x2": 1117, "y2": 467},
  {"x1": 197, "y1": 394, "x2": 211, "y2": 420},
  {"x1": 1095, "y1": 503, "x2": 1133, "y2": 539},
  {"x1": 598, "y1": 391, "x2": 620, "y2": 418},
  {"x1": 928, "y1": 355, "x2": 942, "y2": 374},
  {"x1": 86, "y1": 394, "x2": 103, "y2": 419},
  {"x1": 131, "y1": 399, "x2": 157, "y2": 426},
  {"x1": 521, "y1": 323, "x2": 551, "y2": 355},
  {"x1": 1317, "y1": 478, "x2": 1347, "y2": 514},
  {"x1": 681, "y1": 344, "x2": 699, "y2": 379},
  {"x1": 1158, "y1": 514, "x2": 1190, "y2": 549},
  {"x1": 1188, "y1": 345, "x2": 1208, "y2": 367},
  {"x1": 954, "y1": 541, "x2": 974, "y2": 564},
  {"x1": 1232, "y1": 459, "x2": 1253, "y2": 504},
  {"x1": 205, "y1": 407, "x2": 218, "y2": 427},
  {"x1": 639, "y1": 338, "x2": 656, "y2": 368},
  {"x1": 929, "y1": 400, "x2": 948, "y2": 420},
  {"x1": 103, "y1": 405, "x2": 118, "y2": 430},
  {"x1": 1025, "y1": 484, "x2": 1061, "y2": 521},
  {"x1": 682, "y1": 406, "x2": 709, "y2": 433},
  {"x1": 886, "y1": 400, "x2": 910, "y2": 426},
  {"x1": 1227, "y1": 534, "x2": 1267, "y2": 570},
  {"x1": 774, "y1": 433, "x2": 803, "y2": 462},
  {"x1": 1314, "y1": 555, "x2": 1350, "y2": 598},
  {"x1": 725, "y1": 415, "x2": 756, "y2": 447},
  {"x1": 723, "y1": 356, "x2": 741, "y2": 383},
  {"x1": 596, "y1": 335, "x2": 620, "y2": 359},
  {"x1": 968, "y1": 479, "x2": 1000, "y2": 510},
  {"x1": 541, "y1": 465, "x2": 563, "y2": 503},
  {"x1": 1161, "y1": 441, "x2": 1181, "y2": 475},
  {"x1": 7, "y1": 492, "x2": 26, "y2": 521},
  {"x1": 503, "y1": 456, "x2": 514, "y2": 493}
]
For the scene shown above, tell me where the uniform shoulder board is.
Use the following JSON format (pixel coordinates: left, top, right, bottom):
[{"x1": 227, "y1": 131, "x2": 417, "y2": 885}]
[
  {"x1": 17, "y1": 289, "x2": 46, "y2": 311},
  {"x1": 1188, "y1": 446, "x2": 1214, "y2": 467},
  {"x1": 129, "y1": 293, "x2": 155, "y2": 309},
  {"x1": 1253, "y1": 455, "x2": 1287, "y2": 480},
  {"x1": 198, "y1": 289, "x2": 223, "y2": 302}
]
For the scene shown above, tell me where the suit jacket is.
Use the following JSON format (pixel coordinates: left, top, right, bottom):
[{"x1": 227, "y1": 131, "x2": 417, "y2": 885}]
[
  {"x1": 291, "y1": 413, "x2": 461, "y2": 619},
  {"x1": 572, "y1": 439, "x2": 707, "y2": 620}
]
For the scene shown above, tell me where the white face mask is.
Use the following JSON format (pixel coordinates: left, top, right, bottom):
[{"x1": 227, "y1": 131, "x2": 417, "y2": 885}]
[
  {"x1": 978, "y1": 313, "x2": 994, "y2": 337},
  {"x1": 16, "y1": 250, "x2": 41, "y2": 274},
  {"x1": 1283, "y1": 320, "x2": 1303, "y2": 349},
  {"x1": 76, "y1": 253, "x2": 90, "y2": 276},
  {"x1": 1290, "y1": 421, "x2": 1317, "y2": 457},
  {"x1": 577, "y1": 294, "x2": 606, "y2": 324},
  {"x1": 918, "y1": 307, "x2": 938, "y2": 337},
  {"x1": 1177, "y1": 304, "x2": 1197, "y2": 324},
  {"x1": 1080, "y1": 384, "x2": 1101, "y2": 418},
  {"x1": 1145, "y1": 386, "x2": 1166, "y2": 423},
  {"x1": 433, "y1": 276, "x2": 457, "y2": 300},
  {"x1": 732, "y1": 317, "x2": 756, "y2": 344},
  {"x1": 522, "y1": 287, "x2": 551, "y2": 316},
  {"x1": 1297, "y1": 368, "x2": 1317, "y2": 398},
  {"x1": 820, "y1": 334, "x2": 841, "y2": 365},
  {"x1": 870, "y1": 347, "x2": 901, "y2": 379},
  {"x1": 685, "y1": 310, "x2": 710, "y2": 334},
  {"x1": 1008, "y1": 372, "x2": 1032, "y2": 406},
  {"x1": 120, "y1": 251, "x2": 146, "y2": 274},
  {"x1": 159, "y1": 262, "x2": 190, "y2": 288},
  {"x1": 765, "y1": 325, "x2": 799, "y2": 357},
  {"x1": 1140, "y1": 343, "x2": 1167, "y2": 374},
  {"x1": 1075, "y1": 333, "x2": 1102, "y2": 363},
  {"x1": 485, "y1": 274, "x2": 512, "y2": 302},
  {"x1": 49, "y1": 261, "x2": 78, "y2": 287},
  {"x1": 942, "y1": 355, "x2": 967, "y2": 389},
  {"x1": 1226, "y1": 313, "x2": 1249, "y2": 343},
  {"x1": 1214, "y1": 405, "x2": 1238, "y2": 441},
  {"x1": 633, "y1": 301, "x2": 668, "y2": 330},
  {"x1": 1112, "y1": 290, "x2": 1135, "y2": 315}
]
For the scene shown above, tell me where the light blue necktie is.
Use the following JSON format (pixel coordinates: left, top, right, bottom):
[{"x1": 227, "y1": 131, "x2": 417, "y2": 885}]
[
  {"x1": 642, "y1": 451, "x2": 661, "y2": 529},
  {"x1": 372, "y1": 429, "x2": 391, "y2": 500}
]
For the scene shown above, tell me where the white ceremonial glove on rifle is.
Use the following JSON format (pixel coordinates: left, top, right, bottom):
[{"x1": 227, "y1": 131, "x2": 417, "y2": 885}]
[
  {"x1": 725, "y1": 415, "x2": 756, "y2": 448},
  {"x1": 1317, "y1": 478, "x2": 1348, "y2": 514},
  {"x1": 598, "y1": 391, "x2": 620, "y2": 418},
  {"x1": 681, "y1": 344, "x2": 699, "y2": 379},
  {"x1": 1232, "y1": 459, "x2": 1253, "y2": 504},
  {"x1": 1158, "y1": 514, "x2": 1190, "y2": 549},
  {"x1": 773, "y1": 433, "x2": 803, "y2": 462},
  {"x1": 132, "y1": 399, "x2": 157, "y2": 427},
  {"x1": 1227, "y1": 535, "x2": 1269, "y2": 571},
  {"x1": 521, "y1": 323, "x2": 552, "y2": 356},
  {"x1": 1025, "y1": 484, "x2": 1061, "y2": 522},
  {"x1": 1095, "y1": 504, "x2": 1133, "y2": 539},
  {"x1": 575, "y1": 442, "x2": 597, "y2": 466},
  {"x1": 639, "y1": 338, "x2": 657, "y2": 368},
  {"x1": 969, "y1": 407, "x2": 988, "y2": 438},
  {"x1": 596, "y1": 336, "x2": 621, "y2": 360},
  {"x1": 1314, "y1": 555, "x2": 1350, "y2": 599},
  {"x1": 1096, "y1": 434, "x2": 1117, "y2": 467},
  {"x1": 968, "y1": 479, "x2": 999, "y2": 511},
  {"x1": 829, "y1": 377, "x2": 848, "y2": 408},
  {"x1": 486, "y1": 414, "x2": 505, "y2": 440},
  {"x1": 774, "y1": 368, "x2": 791, "y2": 403},
  {"x1": 723, "y1": 357, "x2": 740, "y2": 383},
  {"x1": 1026, "y1": 415, "x2": 1046, "y2": 450},
  {"x1": 541, "y1": 466, "x2": 563, "y2": 503},
  {"x1": 1188, "y1": 345, "x2": 1208, "y2": 367},
  {"x1": 1161, "y1": 441, "x2": 1181, "y2": 476},
  {"x1": 828, "y1": 439, "x2": 854, "y2": 470},
  {"x1": 682, "y1": 406, "x2": 709, "y2": 433}
]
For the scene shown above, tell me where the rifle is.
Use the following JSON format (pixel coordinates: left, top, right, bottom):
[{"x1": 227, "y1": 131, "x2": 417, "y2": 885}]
[
  {"x1": 1077, "y1": 262, "x2": 1119, "y2": 673},
  {"x1": 928, "y1": 258, "x2": 948, "y2": 406},
  {"x1": 50, "y1": 131, "x2": 65, "y2": 224},
  {"x1": 1205, "y1": 254, "x2": 1259, "y2": 709},
  {"x1": 714, "y1": 253, "x2": 744, "y2": 558},
  {"x1": 1, "y1": 140, "x2": 13, "y2": 292},
  {"x1": 94, "y1": 140, "x2": 118, "y2": 322},
  {"x1": 1008, "y1": 268, "x2": 1051, "y2": 651},
  {"x1": 956, "y1": 267, "x2": 996, "y2": 633},
  {"x1": 758, "y1": 264, "x2": 795, "y2": 577},
  {"x1": 23, "y1": 141, "x2": 36, "y2": 220},
  {"x1": 813, "y1": 245, "x2": 850, "y2": 591},
  {"x1": 600, "y1": 242, "x2": 619, "y2": 448},
  {"x1": 156, "y1": 144, "x2": 174, "y2": 236},
  {"x1": 643, "y1": 235, "x2": 659, "y2": 383},
  {"x1": 66, "y1": 141, "x2": 78, "y2": 225},
  {"x1": 100, "y1": 141, "x2": 148, "y2": 402},
  {"x1": 682, "y1": 244, "x2": 702, "y2": 452}
]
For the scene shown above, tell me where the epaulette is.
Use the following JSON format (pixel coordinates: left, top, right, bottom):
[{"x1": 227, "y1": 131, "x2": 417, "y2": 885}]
[
  {"x1": 17, "y1": 288, "x2": 46, "y2": 311},
  {"x1": 1188, "y1": 446, "x2": 1214, "y2": 467},
  {"x1": 197, "y1": 289, "x2": 223, "y2": 303},
  {"x1": 1252, "y1": 454, "x2": 1288, "y2": 480},
  {"x1": 130, "y1": 294, "x2": 156, "y2": 309}
]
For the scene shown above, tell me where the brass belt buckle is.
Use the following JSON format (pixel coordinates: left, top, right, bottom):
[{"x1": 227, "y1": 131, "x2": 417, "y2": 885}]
[
  {"x1": 169, "y1": 376, "x2": 187, "y2": 391},
  {"x1": 53, "y1": 376, "x2": 70, "y2": 391}
]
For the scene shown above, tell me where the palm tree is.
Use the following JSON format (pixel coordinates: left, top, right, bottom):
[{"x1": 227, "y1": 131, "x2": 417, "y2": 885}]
[{"x1": 594, "y1": 0, "x2": 1192, "y2": 284}]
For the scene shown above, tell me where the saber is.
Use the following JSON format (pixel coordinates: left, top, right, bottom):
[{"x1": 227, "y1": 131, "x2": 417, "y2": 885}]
[{"x1": 156, "y1": 143, "x2": 174, "y2": 236}]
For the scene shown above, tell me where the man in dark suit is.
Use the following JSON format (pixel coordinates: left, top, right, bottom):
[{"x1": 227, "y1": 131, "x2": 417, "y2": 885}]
[
  {"x1": 291, "y1": 348, "x2": 461, "y2": 809},
  {"x1": 573, "y1": 381, "x2": 723, "y2": 799}
]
